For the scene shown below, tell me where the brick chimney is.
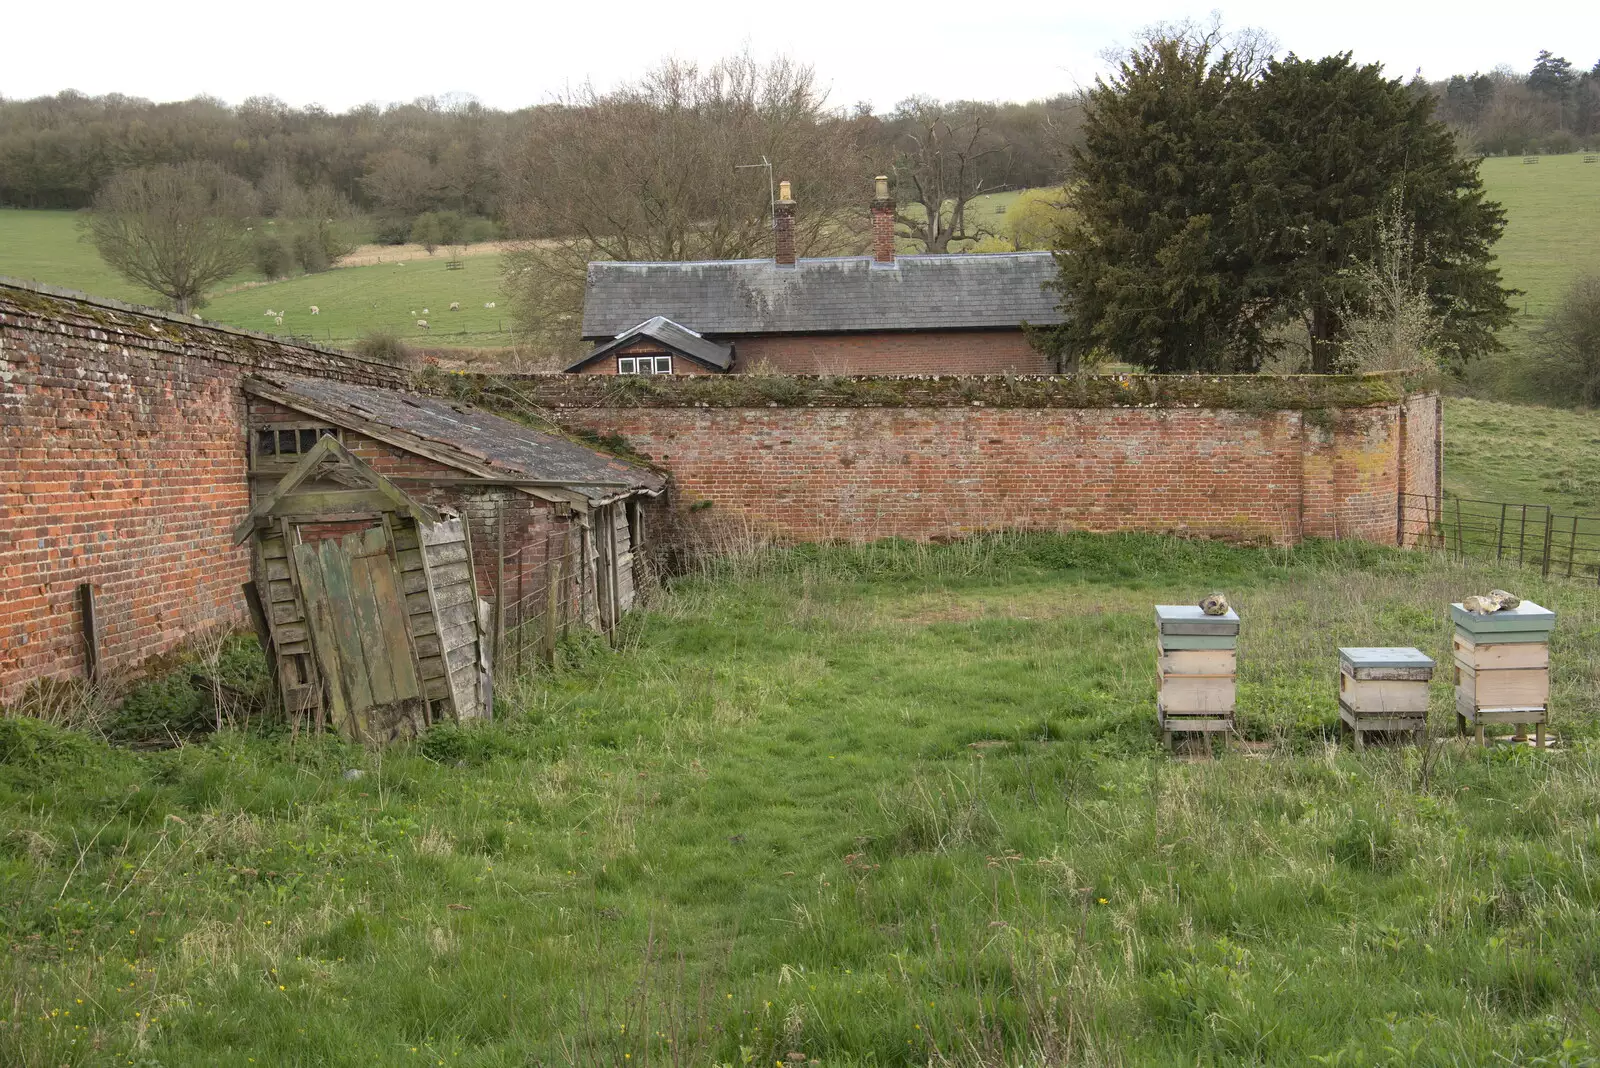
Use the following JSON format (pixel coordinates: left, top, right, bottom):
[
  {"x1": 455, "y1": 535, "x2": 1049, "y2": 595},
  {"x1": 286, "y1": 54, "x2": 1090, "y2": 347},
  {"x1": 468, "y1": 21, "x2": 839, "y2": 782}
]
[
  {"x1": 870, "y1": 175, "x2": 895, "y2": 265},
  {"x1": 773, "y1": 179, "x2": 796, "y2": 267}
]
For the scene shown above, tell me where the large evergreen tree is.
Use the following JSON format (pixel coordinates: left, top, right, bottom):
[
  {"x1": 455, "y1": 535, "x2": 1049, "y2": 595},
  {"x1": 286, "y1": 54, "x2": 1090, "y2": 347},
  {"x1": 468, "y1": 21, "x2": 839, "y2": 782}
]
[
  {"x1": 1042, "y1": 35, "x2": 1260, "y2": 372},
  {"x1": 1243, "y1": 54, "x2": 1512, "y2": 371},
  {"x1": 1046, "y1": 36, "x2": 1514, "y2": 373}
]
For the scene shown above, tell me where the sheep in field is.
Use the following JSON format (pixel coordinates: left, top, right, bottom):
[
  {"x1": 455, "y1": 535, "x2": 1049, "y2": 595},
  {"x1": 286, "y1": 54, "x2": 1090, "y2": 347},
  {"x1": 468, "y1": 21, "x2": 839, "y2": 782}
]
[
  {"x1": 310, "y1": 305, "x2": 320, "y2": 315},
  {"x1": 275, "y1": 316, "x2": 284, "y2": 325},
  {"x1": 449, "y1": 302, "x2": 460, "y2": 311},
  {"x1": 264, "y1": 310, "x2": 276, "y2": 317},
  {"x1": 422, "y1": 308, "x2": 429, "y2": 315},
  {"x1": 484, "y1": 301, "x2": 496, "y2": 309},
  {"x1": 416, "y1": 319, "x2": 429, "y2": 329}
]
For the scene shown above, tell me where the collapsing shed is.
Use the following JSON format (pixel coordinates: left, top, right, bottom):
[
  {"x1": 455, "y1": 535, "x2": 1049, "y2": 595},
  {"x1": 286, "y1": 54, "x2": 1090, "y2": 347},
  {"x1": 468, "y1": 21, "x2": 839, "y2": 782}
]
[
  {"x1": 240, "y1": 374, "x2": 666, "y2": 701},
  {"x1": 234, "y1": 437, "x2": 491, "y2": 739}
]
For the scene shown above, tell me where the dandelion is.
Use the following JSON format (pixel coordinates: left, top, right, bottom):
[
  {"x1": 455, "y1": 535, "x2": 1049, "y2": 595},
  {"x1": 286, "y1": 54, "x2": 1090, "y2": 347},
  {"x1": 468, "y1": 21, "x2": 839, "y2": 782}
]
[{"x1": 1097, "y1": 897, "x2": 1108, "y2": 904}]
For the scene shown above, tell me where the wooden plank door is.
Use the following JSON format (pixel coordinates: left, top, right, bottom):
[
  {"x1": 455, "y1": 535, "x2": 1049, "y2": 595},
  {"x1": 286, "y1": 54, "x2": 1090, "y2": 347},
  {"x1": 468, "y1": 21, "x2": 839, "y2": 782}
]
[{"x1": 294, "y1": 525, "x2": 422, "y2": 740}]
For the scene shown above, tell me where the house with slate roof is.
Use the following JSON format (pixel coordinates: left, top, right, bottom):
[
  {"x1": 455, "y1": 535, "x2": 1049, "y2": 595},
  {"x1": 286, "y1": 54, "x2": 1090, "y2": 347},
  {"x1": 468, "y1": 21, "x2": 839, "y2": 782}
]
[{"x1": 565, "y1": 177, "x2": 1065, "y2": 376}]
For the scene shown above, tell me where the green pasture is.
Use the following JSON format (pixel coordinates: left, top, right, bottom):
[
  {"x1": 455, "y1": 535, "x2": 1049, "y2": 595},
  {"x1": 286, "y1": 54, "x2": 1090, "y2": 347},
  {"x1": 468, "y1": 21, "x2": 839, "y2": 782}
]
[
  {"x1": 1445, "y1": 397, "x2": 1600, "y2": 514},
  {"x1": 4, "y1": 533, "x2": 1600, "y2": 1064},
  {"x1": 0, "y1": 208, "x2": 160, "y2": 305},
  {"x1": 1478, "y1": 153, "x2": 1600, "y2": 321},
  {"x1": 201, "y1": 255, "x2": 512, "y2": 348}
]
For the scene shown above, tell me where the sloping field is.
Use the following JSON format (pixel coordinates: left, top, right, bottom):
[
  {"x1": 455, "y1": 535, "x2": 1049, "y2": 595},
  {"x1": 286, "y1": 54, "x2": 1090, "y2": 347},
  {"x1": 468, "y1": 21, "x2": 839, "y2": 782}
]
[{"x1": 3, "y1": 533, "x2": 1600, "y2": 1064}]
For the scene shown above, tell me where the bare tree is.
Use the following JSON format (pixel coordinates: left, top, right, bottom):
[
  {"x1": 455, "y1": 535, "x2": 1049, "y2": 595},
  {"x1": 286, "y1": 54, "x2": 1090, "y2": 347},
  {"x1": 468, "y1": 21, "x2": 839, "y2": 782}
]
[
  {"x1": 887, "y1": 98, "x2": 1010, "y2": 253},
  {"x1": 83, "y1": 161, "x2": 257, "y2": 313},
  {"x1": 499, "y1": 52, "x2": 869, "y2": 362}
]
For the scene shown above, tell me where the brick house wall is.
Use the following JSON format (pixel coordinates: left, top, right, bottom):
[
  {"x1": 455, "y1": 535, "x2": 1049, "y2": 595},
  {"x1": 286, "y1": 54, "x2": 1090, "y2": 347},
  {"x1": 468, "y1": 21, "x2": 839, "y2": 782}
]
[
  {"x1": 499, "y1": 374, "x2": 1438, "y2": 548},
  {"x1": 0, "y1": 282, "x2": 405, "y2": 705},
  {"x1": 730, "y1": 330, "x2": 1049, "y2": 375},
  {"x1": 574, "y1": 330, "x2": 1050, "y2": 376}
]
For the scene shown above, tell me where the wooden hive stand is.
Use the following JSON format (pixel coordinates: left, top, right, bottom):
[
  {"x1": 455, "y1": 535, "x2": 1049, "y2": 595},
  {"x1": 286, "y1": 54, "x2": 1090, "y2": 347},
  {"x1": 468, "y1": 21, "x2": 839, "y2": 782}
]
[
  {"x1": 1337, "y1": 647, "x2": 1433, "y2": 749},
  {"x1": 1451, "y1": 601, "x2": 1554, "y2": 747},
  {"x1": 1156, "y1": 605, "x2": 1239, "y2": 751}
]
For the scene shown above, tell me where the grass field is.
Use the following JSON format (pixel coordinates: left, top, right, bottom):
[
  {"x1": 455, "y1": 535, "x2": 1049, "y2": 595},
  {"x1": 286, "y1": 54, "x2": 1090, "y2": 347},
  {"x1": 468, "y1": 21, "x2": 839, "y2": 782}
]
[
  {"x1": 1446, "y1": 397, "x2": 1600, "y2": 514},
  {"x1": 202, "y1": 255, "x2": 513, "y2": 348},
  {"x1": 4, "y1": 533, "x2": 1600, "y2": 1065},
  {"x1": 2, "y1": 157, "x2": 1595, "y2": 354}
]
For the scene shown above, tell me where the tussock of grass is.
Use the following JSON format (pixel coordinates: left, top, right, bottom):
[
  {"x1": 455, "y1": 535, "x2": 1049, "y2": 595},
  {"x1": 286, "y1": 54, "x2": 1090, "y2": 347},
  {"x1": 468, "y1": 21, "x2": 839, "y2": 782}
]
[{"x1": 3, "y1": 532, "x2": 1600, "y2": 1064}]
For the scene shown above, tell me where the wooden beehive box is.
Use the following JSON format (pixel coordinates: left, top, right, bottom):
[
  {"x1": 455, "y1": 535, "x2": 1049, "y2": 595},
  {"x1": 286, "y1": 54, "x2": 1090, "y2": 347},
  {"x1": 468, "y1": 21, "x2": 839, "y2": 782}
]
[
  {"x1": 1451, "y1": 600, "x2": 1554, "y2": 744},
  {"x1": 1337, "y1": 647, "x2": 1432, "y2": 747},
  {"x1": 1156, "y1": 605, "x2": 1238, "y2": 745}
]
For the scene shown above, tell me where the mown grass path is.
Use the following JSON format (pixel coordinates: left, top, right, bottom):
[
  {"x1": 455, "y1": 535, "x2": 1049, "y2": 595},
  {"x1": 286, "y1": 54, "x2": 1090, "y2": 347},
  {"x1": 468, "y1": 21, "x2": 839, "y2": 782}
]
[{"x1": 3, "y1": 534, "x2": 1600, "y2": 1065}]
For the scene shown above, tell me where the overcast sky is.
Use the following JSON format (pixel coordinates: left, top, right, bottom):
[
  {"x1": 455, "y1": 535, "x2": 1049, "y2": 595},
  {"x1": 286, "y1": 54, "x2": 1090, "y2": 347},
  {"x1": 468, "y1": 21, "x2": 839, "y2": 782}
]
[{"x1": 4, "y1": 0, "x2": 1595, "y2": 112}]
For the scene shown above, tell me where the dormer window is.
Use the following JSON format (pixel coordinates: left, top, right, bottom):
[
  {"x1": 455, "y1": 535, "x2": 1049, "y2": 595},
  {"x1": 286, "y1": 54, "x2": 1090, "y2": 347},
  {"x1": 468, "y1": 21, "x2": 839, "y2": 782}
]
[{"x1": 618, "y1": 356, "x2": 672, "y2": 375}]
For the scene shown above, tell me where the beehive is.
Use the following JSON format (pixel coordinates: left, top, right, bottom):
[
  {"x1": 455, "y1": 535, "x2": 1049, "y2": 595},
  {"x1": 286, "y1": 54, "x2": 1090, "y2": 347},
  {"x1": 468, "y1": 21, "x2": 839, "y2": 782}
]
[
  {"x1": 1451, "y1": 600, "x2": 1554, "y2": 746},
  {"x1": 1156, "y1": 605, "x2": 1239, "y2": 748},
  {"x1": 1337, "y1": 647, "x2": 1433, "y2": 748}
]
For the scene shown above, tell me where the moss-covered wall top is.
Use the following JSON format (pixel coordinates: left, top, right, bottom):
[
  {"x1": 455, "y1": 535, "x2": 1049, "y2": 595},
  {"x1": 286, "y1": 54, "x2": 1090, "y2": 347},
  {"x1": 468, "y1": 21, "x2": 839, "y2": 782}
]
[{"x1": 439, "y1": 369, "x2": 1432, "y2": 412}]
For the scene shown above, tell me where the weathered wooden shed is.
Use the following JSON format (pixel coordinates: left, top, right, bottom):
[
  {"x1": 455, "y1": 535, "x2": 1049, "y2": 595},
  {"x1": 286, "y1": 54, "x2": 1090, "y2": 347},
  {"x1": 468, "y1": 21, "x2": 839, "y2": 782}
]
[
  {"x1": 234, "y1": 437, "x2": 489, "y2": 740},
  {"x1": 239, "y1": 374, "x2": 665, "y2": 710}
]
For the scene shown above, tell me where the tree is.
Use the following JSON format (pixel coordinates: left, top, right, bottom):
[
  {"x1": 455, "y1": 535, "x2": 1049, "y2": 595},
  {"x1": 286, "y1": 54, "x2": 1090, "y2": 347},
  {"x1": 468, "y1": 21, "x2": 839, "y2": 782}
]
[
  {"x1": 84, "y1": 161, "x2": 256, "y2": 313},
  {"x1": 499, "y1": 53, "x2": 867, "y2": 360},
  {"x1": 886, "y1": 98, "x2": 1010, "y2": 252},
  {"x1": 1536, "y1": 274, "x2": 1600, "y2": 406},
  {"x1": 1528, "y1": 50, "x2": 1576, "y2": 105},
  {"x1": 1242, "y1": 54, "x2": 1512, "y2": 370},
  {"x1": 1041, "y1": 29, "x2": 1262, "y2": 372},
  {"x1": 1043, "y1": 31, "x2": 1513, "y2": 373},
  {"x1": 1000, "y1": 187, "x2": 1074, "y2": 250}
]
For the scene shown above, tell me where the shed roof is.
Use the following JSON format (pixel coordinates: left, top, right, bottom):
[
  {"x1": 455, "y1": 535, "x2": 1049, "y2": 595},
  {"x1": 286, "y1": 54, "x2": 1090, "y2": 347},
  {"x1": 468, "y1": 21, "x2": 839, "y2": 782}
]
[
  {"x1": 580, "y1": 252, "x2": 1064, "y2": 339},
  {"x1": 568, "y1": 315, "x2": 735, "y2": 372},
  {"x1": 245, "y1": 373, "x2": 665, "y2": 504}
]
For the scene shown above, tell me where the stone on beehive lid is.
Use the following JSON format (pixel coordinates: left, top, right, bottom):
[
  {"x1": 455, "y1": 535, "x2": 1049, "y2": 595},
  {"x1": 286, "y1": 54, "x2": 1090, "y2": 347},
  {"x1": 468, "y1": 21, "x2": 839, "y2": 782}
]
[
  {"x1": 1338, "y1": 647, "x2": 1433, "y2": 715},
  {"x1": 1155, "y1": 605, "x2": 1239, "y2": 650},
  {"x1": 1450, "y1": 600, "x2": 1554, "y2": 641}
]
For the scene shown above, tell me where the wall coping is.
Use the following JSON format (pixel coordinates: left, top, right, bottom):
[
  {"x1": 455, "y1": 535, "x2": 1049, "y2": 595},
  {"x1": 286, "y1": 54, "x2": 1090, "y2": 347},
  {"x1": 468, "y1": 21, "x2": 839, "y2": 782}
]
[
  {"x1": 0, "y1": 275, "x2": 402, "y2": 382},
  {"x1": 440, "y1": 369, "x2": 1432, "y2": 412}
]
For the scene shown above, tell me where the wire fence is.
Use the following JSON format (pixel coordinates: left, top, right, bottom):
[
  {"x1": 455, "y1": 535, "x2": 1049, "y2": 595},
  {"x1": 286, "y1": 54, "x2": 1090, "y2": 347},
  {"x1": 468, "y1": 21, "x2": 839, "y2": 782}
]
[{"x1": 1400, "y1": 492, "x2": 1600, "y2": 583}]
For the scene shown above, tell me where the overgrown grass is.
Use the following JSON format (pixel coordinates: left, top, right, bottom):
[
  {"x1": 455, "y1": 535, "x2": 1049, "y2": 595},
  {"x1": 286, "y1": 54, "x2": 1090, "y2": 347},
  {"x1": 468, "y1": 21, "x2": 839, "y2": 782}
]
[{"x1": 4, "y1": 532, "x2": 1600, "y2": 1064}]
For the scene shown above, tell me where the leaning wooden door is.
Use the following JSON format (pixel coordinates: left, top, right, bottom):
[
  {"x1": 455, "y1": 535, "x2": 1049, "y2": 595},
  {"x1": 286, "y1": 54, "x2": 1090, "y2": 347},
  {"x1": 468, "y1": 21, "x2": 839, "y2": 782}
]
[{"x1": 294, "y1": 525, "x2": 424, "y2": 741}]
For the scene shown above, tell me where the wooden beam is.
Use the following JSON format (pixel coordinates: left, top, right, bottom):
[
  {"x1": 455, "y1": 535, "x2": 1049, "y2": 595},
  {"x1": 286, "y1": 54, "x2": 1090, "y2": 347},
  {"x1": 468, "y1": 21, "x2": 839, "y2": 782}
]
[{"x1": 79, "y1": 583, "x2": 99, "y2": 683}]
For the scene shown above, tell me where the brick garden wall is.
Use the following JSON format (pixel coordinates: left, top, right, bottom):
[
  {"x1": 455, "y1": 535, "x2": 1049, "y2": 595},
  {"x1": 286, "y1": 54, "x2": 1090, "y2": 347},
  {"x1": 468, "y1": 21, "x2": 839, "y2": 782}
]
[
  {"x1": 0, "y1": 281, "x2": 405, "y2": 705},
  {"x1": 471, "y1": 373, "x2": 1437, "y2": 549}
]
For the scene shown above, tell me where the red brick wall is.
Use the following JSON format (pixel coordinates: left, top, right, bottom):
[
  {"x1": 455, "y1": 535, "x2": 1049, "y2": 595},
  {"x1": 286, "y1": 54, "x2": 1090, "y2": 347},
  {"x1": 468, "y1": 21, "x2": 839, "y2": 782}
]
[
  {"x1": 0, "y1": 283, "x2": 405, "y2": 705},
  {"x1": 731, "y1": 330, "x2": 1049, "y2": 375},
  {"x1": 544, "y1": 395, "x2": 1435, "y2": 547}
]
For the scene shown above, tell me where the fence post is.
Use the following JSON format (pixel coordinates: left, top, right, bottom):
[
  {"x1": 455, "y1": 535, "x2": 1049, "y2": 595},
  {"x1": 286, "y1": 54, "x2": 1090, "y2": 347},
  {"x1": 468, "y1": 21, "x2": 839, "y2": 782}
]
[
  {"x1": 1569, "y1": 515, "x2": 1579, "y2": 578},
  {"x1": 1495, "y1": 503, "x2": 1507, "y2": 561},
  {"x1": 1455, "y1": 497, "x2": 1463, "y2": 555},
  {"x1": 494, "y1": 501, "x2": 505, "y2": 671},
  {"x1": 1517, "y1": 504, "x2": 1528, "y2": 567},
  {"x1": 1541, "y1": 506, "x2": 1554, "y2": 578}
]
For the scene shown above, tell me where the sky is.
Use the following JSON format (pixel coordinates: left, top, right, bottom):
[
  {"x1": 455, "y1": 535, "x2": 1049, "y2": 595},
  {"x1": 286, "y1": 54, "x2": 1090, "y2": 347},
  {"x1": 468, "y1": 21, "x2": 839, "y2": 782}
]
[{"x1": 4, "y1": 0, "x2": 1596, "y2": 112}]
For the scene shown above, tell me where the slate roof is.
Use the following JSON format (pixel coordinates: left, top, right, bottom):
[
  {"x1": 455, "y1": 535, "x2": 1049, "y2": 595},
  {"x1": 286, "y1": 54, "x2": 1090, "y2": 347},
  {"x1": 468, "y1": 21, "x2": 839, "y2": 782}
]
[
  {"x1": 568, "y1": 315, "x2": 735, "y2": 372},
  {"x1": 580, "y1": 252, "x2": 1064, "y2": 339},
  {"x1": 246, "y1": 373, "x2": 664, "y2": 503}
]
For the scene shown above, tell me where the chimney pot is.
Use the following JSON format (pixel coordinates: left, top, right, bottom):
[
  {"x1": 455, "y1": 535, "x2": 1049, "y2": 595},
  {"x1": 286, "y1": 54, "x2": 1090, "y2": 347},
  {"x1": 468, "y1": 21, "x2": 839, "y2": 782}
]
[
  {"x1": 778, "y1": 179, "x2": 792, "y2": 201},
  {"x1": 870, "y1": 176, "x2": 896, "y2": 265}
]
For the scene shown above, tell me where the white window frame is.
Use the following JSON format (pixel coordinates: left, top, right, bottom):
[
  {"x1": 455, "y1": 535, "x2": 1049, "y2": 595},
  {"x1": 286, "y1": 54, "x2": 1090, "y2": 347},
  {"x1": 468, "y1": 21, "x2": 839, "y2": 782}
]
[
  {"x1": 617, "y1": 357, "x2": 637, "y2": 374},
  {"x1": 652, "y1": 356, "x2": 673, "y2": 375}
]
